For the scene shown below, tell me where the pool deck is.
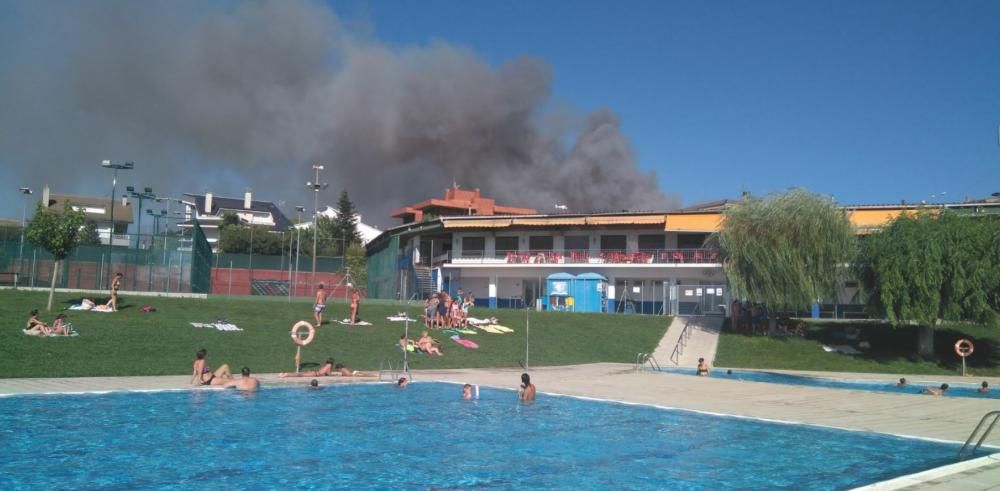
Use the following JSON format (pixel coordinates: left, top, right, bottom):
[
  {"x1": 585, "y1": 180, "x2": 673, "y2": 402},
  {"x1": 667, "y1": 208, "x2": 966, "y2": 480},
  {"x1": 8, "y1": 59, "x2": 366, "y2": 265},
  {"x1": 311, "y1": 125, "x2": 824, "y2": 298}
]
[{"x1": 2, "y1": 364, "x2": 999, "y2": 490}]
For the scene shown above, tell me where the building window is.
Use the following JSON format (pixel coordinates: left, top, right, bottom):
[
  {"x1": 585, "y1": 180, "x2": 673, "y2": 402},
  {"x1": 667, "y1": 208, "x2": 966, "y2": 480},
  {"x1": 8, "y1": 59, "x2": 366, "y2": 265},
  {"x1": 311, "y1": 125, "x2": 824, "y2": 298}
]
[
  {"x1": 528, "y1": 236, "x2": 553, "y2": 251},
  {"x1": 564, "y1": 235, "x2": 589, "y2": 252},
  {"x1": 462, "y1": 237, "x2": 485, "y2": 258},
  {"x1": 600, "y1": 235, "x2": 626, "y2": 251},
  {"x1": 677, "y1": 233, "x2": 708, "y2": 249},
  {"x1": 495, "y1": 236, "x2": 519, "y2": 258},
  {"x1": 638, "y1": 234, "x2": 665, "y2": 251}
]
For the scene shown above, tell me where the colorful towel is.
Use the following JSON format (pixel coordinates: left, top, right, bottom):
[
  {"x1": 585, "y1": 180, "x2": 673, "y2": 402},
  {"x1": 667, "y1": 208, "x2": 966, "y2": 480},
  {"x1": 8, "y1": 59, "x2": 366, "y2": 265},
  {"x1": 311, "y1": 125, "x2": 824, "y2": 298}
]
[
  {"x1": 386, "y1": 315, "x2": 418, "y2": 322},
  {"x1": 450, "y1": 335, "x2": 479, "y2": 349},
  {"x1": 338, "y1": 320, "x2": 373, "y2": 326}
]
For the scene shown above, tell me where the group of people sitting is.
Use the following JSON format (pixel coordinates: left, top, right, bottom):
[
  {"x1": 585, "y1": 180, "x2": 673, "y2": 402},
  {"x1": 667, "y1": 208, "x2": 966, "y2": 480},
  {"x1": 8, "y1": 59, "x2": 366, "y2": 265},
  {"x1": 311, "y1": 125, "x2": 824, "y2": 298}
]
[
  {"x1": 424, "y1": 290, "x2": 474, "y2": 329},
  {"x1": 730, "y1": 300, "x2": 773, "y2": 335},
  {"x1": 24, "y1": 310, "x2": 74, "y2": 336},
  {"x1": 400, "y1": 331, "x2": 444, "y2": 356}
]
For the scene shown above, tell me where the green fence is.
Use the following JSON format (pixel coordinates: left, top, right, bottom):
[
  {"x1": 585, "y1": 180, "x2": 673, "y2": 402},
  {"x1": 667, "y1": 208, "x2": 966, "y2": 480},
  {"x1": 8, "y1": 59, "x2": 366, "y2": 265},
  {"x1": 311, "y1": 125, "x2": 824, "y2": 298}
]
[
  {"x1": 213, "y1": 253, "x2": 343, "y2": 273},
  {"x1": 1, "y1": 219, "x2": 212, "y2": 295},
  {"x1": 367, "y1": 234, "x2": 400, "y2": 299}
]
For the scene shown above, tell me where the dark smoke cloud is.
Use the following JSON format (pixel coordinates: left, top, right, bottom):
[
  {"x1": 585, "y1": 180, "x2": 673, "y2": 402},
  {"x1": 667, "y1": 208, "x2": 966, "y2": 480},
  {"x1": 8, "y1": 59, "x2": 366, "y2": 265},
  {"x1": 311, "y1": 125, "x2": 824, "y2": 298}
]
[{"x1": 0, "y1": 0, "x2": 679, "y2": 227}]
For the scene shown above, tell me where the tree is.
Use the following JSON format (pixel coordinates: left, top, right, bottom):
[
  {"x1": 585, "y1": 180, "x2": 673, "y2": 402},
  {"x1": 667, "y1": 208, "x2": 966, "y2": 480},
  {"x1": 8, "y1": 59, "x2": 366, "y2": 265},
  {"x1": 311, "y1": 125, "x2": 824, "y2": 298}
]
[
  {"x1": 25, "y1": 200, "x2": 86, "y2": 311},
  {"x1": 332, "y1": 190, "x2": 361, "y2": 255},
  {"x1": 79, "y1": 221, "x2": 101, "y2": 246},
  {"x1": 218, "y1": 224, "x2": 289, "y2": 255},
  {"x1": 712, "y1": 189, "x2": 854, "y2": 325},
  {"x1": 854, "y1": 212, "x2": 999, "y2": 357},
  {"x1": 345, "y1": 243, "x2": 367, "y2": 291}
]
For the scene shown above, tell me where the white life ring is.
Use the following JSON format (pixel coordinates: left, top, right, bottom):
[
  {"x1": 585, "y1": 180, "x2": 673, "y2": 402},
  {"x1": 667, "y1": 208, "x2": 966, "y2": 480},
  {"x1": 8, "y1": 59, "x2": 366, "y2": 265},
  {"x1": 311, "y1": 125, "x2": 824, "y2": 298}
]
[
  {"x1": 291, "y1": 321, "x2": 316, "y2": 346},
  {"x1": 954, "y1": 339, "x2": 974, "y2": 358}
]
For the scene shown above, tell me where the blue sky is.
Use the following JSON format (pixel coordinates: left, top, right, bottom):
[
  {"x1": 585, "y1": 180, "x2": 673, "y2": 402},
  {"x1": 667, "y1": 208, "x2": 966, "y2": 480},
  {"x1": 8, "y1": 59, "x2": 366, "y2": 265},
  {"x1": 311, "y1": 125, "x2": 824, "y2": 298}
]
[{"x1": 330, "y1": 0, "x2": 999, "y2": 206}]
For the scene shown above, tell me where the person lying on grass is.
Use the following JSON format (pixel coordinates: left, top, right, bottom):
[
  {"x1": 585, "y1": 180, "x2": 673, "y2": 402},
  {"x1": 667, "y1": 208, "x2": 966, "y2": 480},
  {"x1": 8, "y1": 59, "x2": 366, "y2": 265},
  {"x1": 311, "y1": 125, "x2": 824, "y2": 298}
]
[
  {"x1": 279, "y1": 358, "x2": 336, "y2": 378},
  {"x1": 191, "y1": 348, "x2": 234, "y2": 386}
]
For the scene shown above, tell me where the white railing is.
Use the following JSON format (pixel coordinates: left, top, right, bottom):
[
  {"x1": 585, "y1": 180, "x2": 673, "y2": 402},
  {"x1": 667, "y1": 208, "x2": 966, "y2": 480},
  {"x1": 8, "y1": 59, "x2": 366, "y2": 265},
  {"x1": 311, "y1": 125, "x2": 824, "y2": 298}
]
[{"x1": 451, "y1": 248, "x2": 720, "y2": 265}]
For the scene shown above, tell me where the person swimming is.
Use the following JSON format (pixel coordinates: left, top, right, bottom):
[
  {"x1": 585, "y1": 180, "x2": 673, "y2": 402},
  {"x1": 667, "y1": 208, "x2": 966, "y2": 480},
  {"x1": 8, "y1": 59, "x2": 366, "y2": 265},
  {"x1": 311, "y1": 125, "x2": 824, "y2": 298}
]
[
  {"x1": 397, "y1": 377, "x2": 409, "y2": 388},
  {"x1": 896, "y1": 377, "x2": 907, "y2": 387},
  {"x1": 978, "y1": 381, "x2": 990, "y2": 394},
  {"x1": 308, "y1": 379, "x2": 321, "y2": 390},
  {"x1": 921, "y1": 383, "x2": 949, "y2": 396},
  {"x1": 462, "y1": 384, "x2": 472, "y2": 400},
  {"x1": 696, "y1": 358, "x2": 710, "y2": 376},
  {"x1": 225, "y1": 366, "x2": 259, "y2": 392},
  {"x1": 518, "y1": 373, "x2": 536, "y2": 401}
]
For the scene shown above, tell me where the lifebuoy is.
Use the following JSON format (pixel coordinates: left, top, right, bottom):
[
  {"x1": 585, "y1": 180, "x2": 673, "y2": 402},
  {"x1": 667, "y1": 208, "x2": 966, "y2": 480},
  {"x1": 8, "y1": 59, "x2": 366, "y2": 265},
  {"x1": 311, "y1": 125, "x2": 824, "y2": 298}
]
[
  {"x1": 955, "y1": 339, "x2": 974, "y2": 358},
  {"x1": 291, "y1": 321, "x2": 315, "y2": 346}
]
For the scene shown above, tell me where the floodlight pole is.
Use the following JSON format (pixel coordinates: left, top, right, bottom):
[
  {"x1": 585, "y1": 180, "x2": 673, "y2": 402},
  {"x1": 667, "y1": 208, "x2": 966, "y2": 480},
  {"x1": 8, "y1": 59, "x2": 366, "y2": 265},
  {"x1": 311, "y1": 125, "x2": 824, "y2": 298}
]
[
  {"x1": 101, "y1": 160, "x2": 134, "y2": 284},
  {"x1": 16, "y1": 187, "x2": 32, "y2": 289},
  {"x1": 306, "y1": 165, "x2": 327, "y2": 292},
  {"x1": 525, "y1": 306, "x2": 530, "y2": 370},
  {"x1": 126, "y1": 186, "x2": 156, "y2": 249}
]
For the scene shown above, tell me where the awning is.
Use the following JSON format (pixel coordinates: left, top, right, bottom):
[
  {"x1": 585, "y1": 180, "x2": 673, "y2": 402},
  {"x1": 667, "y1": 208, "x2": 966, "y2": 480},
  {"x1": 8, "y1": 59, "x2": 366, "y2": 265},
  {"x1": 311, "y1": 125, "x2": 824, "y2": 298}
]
[
  {"x1": 442, "y1": 219, "x2": 512, "y2": 229},
  {"x1": 664, "y1": 213, "x2": 723, "y2": 232},
  {"x1": 511, "y1": 217, "x2": 587, "y2": 226},
  {"x1": 586, "y1": 215, "x2": 666, "y2": 226},
  {"x1": 847, "y1": 209, "x2": 919, "y2": 229}
]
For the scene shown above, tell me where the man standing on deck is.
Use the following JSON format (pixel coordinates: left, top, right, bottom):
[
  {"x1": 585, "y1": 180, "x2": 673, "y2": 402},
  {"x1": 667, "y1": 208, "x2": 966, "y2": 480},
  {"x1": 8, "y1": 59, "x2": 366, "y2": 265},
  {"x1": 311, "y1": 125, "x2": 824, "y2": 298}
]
[{"x1": 314, "y1": 283, "x2": 328, "y2": 327}]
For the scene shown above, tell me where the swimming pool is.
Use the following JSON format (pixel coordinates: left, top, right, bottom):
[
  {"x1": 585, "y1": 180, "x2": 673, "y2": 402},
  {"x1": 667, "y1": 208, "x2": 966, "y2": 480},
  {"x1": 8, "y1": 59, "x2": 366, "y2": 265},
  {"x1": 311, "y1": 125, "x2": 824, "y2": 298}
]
[
  {"x1": 0, "y1": 382, "x2": 964, "y2": 489},
  {"x1": 659, "y1": 367, "x2": 1000, "y2": 399}
]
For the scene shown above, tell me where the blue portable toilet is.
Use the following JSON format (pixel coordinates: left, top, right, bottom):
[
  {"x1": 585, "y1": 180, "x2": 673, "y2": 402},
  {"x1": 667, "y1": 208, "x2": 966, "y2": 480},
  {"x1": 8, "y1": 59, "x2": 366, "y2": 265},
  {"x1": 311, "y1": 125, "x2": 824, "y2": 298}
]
[
  {"x1": 574, "y1": 272, "x2": 608, "y2": 313},
  {"x1": 544, "y1": 273, "x2": 576, "y2": 311}
]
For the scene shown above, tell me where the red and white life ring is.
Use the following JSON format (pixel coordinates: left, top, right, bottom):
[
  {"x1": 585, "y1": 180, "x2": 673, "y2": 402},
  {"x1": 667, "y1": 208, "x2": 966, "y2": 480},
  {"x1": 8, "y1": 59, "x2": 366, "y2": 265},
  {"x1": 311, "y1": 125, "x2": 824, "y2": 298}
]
[
  {"x1": 954, "y1": 339, "x2": 974, "y2": 358},
  {"x1": 291, "y1": 321, "x2": 316, "y2": 346}
]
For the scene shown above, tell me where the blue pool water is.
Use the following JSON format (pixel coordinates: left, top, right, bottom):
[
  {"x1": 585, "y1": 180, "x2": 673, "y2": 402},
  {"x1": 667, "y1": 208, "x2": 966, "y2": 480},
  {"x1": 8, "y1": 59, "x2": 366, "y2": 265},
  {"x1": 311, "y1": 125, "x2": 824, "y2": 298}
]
[
  {"x1": 0, "y1": 382, "x2": 963, "y2": 490},
  {"x1": 660, "y1": 367, "x2": 1000, "y2": 399}
]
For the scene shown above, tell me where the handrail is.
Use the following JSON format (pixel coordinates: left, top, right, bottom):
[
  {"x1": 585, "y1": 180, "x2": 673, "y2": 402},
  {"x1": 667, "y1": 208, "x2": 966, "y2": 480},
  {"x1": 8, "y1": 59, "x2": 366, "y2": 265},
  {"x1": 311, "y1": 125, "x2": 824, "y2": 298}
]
[
  {"x1": 958, "y1": 410, "x2": 1000, "y2": 459},
  {"x1": 669, "y1": 319, "x2": 694, "y2": 366}
]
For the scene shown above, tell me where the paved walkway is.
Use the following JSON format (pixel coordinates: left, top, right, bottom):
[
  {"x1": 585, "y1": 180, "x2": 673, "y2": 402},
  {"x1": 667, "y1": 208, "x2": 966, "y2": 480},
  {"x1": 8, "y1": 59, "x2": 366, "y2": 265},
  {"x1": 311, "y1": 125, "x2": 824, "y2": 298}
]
[
  {"x1": 652, "y1": 315, "x2": 723, "y2": 367},
  {"x1": 2, "y1": 364, "x2": 999, "y2": 489}
]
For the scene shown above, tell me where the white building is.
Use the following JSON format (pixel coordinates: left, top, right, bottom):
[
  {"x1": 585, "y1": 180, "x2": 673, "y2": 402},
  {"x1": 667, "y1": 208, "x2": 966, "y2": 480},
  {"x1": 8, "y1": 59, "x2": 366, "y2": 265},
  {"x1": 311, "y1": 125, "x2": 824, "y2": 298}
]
[
  {"x1": 295, "y1": 206, "x2": 381, "y2": 246},
  {"x1": 179, "y1": 190, "x2": 293, "y2": 248},
  {"x1": 42, "y1": 186, "x2": 133, "y2": 247}
]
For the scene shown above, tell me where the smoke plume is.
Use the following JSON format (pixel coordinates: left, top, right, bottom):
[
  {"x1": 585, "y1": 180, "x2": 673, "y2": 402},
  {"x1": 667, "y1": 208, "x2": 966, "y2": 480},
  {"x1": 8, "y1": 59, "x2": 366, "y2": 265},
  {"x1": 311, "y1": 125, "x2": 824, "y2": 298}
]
[{"x1": 0, "y1": 0, "x2": 679, "y2": 226}]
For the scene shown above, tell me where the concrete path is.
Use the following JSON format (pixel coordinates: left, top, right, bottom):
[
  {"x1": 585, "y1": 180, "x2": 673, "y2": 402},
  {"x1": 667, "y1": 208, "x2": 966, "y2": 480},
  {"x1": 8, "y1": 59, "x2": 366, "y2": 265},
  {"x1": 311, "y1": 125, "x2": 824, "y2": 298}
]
[
  {"x1": 652, "y1": 315, "x2": 724, "y2": 367},
  {"x1": 2, "y1": 364, "x2": 999, "y2": 489}
]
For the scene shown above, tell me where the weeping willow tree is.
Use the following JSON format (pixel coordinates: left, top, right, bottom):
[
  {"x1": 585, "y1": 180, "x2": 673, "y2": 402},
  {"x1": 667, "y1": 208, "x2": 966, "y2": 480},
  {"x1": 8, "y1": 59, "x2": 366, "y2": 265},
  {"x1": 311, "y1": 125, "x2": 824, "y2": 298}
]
[
  {"x1": 712, "y1": 189, "x2": 854, "y2": 323},
  {"x1": 855, "y1": 212, "x2": 999, "y2": 357}
]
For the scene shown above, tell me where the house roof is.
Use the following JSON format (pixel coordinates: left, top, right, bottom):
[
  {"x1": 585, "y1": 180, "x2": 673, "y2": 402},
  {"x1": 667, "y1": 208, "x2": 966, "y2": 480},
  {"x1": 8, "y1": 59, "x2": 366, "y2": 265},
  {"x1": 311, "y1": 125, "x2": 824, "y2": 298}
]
[
  {"x1": 47, "y1": 194, "x2": 134, "y2": 224},
  {"x1": 184, "y1": 193, "x2": 293, "y2": 230}
]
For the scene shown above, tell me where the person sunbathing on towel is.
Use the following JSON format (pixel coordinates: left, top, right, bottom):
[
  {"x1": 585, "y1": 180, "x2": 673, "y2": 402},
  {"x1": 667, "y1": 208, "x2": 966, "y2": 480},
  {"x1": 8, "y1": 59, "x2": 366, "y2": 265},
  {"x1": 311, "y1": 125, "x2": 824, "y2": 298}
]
[
  {"x1": 418, "y1": 331, "x2": 443, "y2": 356},
  {"x1": 48, "y1": 313, "x2": 72, "y2": 336},
  {"x1": 25, "y1": 310, "x2": 50, "y2": 336},
  {"x1": 333, "y1": 363, "x2": 377, "y2": 377},
  {"x1": 279, "y1": 358, "x2": 336, "y2": 378}
]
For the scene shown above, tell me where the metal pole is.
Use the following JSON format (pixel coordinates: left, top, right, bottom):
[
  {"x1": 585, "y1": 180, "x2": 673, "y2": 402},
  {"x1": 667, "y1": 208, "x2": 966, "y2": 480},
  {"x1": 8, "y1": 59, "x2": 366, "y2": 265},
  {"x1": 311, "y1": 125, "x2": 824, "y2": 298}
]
[
  {"x1": 106, "y1": 167, "x2": 117, "y2": 279},
  {"x1": 249, "y1": 223, "x2": 254, "y2": 277},
  {"x1": 16, "y1": 192, "x2": 29, "y2": 289},
  {"x1": 228, "y1": 260, "x2": 233, "y2": 296},
  {"x1": 311, "y1": 167, "x2": 320, "y2": 291},
  {"x1": 31, "y1": 249, "x2": 37, "y2": 287},
  {"x1": 135, "y1": 196, "x2": 143, "y2": 249},
  {"x1": 525, "y1": 306, "x2": 530, "y2": 370},
  {"x1": 287, "y1": 230, "x2": 294, "y2": 302}
]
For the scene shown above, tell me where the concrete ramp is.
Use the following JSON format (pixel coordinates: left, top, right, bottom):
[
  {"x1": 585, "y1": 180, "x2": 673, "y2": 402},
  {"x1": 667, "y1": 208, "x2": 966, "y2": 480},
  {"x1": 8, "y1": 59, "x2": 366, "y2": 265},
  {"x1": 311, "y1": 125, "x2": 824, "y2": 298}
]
[{"x1": 651, "y1": 316, "x2": 724, "y2": 368}]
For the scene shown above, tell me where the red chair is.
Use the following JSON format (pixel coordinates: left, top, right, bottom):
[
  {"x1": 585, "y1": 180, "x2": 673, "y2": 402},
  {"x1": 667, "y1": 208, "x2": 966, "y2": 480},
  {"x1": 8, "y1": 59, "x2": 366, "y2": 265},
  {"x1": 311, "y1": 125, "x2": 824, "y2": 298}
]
[
  {"x1": 693, "y1": 251, "x2": 704, "y2": 263},
  {"x1": 671, "y1": 251, "x2": 685, "y2": 263}
]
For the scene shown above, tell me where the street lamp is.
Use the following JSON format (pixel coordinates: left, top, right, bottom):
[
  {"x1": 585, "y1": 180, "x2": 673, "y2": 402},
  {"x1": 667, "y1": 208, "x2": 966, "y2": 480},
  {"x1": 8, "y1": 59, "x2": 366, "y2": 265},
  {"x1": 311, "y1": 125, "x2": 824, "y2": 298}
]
[
  {"x1": 126, "y1": 186, "x2": 156, "y2": 249},
  {"x1": 293, "y1": 205, "x2": 305, "y2": 298},
  {"x1": 146, "y1": 208, "x2": 167, "y2": 235},
  {"x1": 16, "y1": 187, "x2": 32, "y2": 289},
  {"x1": 101, "y1": 160, "x2": 134, "y2": 286},
  {"x1": 306, "y1": 165, "x2": 328, "y2": 291}
]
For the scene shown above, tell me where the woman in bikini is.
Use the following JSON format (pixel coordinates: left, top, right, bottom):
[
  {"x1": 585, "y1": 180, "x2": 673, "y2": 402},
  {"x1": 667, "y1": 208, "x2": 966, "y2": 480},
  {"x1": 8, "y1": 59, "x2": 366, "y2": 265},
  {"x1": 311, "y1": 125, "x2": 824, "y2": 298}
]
[
  {"x1": 25, "y1": 310, "x2": 50, "y2": 336},
  {"x1": 696, "y1": 358, "x2": 710, "y2": 376},
  {"x1": 49, "y1": 313, "x2": 71, "y2": 336},
  {"x1": 333, "y1": 363, "x2": 377, "y2": 377},
  {"x1": 191, "y1": 348, "x2": 233, "y2": 386},
  {"x1": 418, "y1": 331, "x2": 443, "y2": 356},
  {"x1": 349, "y1": 290, "x2": 361, "y2": 324}
]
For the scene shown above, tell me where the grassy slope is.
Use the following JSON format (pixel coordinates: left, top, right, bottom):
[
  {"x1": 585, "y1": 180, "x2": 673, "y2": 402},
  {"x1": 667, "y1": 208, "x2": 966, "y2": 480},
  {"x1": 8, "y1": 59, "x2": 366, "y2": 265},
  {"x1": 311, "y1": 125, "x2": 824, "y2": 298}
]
[
  {"x1": 715, "y1": 320, "x2": 1000, "y2": 377},
  {"x1": 0, "y1": 290, "x2": 669, "y2": 378}
]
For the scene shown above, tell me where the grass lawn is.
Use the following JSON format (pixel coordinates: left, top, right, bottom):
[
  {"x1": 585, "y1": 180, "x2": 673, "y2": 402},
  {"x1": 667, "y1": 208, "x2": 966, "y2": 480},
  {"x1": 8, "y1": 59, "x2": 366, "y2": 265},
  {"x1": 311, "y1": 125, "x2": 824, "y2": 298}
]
[
  {"x1": 0, "y1": 290, "x2": 669, "y2": 378},
  {"x1": 715, "y1": 319, "x2": 1000, "y2": 377}
]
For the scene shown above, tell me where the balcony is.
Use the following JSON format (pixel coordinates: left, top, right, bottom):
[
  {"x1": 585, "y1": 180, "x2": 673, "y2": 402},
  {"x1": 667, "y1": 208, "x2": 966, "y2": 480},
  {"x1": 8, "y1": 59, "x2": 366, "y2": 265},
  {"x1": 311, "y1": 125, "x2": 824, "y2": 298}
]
[{"x1": 450, "y1": 248, "x2": 720, "y2": 265}]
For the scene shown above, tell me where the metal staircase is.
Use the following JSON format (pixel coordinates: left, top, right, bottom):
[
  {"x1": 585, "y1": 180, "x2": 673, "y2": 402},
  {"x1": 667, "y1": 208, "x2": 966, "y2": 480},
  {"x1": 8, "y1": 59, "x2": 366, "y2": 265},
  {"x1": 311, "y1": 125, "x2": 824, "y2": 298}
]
[
  {"x1": 958, "y1": 410, "x2": 1000, "y2": 459},
  {"x1": 413, "y1": 265, "x2": 436, "y2": 298}
]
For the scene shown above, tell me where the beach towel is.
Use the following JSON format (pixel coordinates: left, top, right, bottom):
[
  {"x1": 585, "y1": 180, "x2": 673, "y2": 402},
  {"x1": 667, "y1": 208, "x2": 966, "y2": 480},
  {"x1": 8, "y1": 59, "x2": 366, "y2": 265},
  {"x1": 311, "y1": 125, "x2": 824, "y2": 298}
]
[
  {"x1": 68, "y1": 304, "x2": 92, "y2": 311},
  {"x1": 450, "y1": 335, "x2": 479, "y2": 349},
  {"x1": 22, "y1": 329, "x2": 78, "y2": 337},
  {"x1": 338, "y1": 320, "x2": 373, "y2": 326},
  {"x1": 91, "y1": 305, "x2": 114, "y2": 313},
  {"x1": 191, "y1": 322, "x2": 243, "y2": 332},
  {"x1": 466, "y1": 317, "x2": 499, "y2": 326},
  {"x1": 822, "y1": 344, "x2": 862, "y2": 355},
  {"x1": 386, "y1": 314, "x2": 418, "y2": 322},
  {"x1": 487, "y1": 324, "x2": 514, "y2": 333}
]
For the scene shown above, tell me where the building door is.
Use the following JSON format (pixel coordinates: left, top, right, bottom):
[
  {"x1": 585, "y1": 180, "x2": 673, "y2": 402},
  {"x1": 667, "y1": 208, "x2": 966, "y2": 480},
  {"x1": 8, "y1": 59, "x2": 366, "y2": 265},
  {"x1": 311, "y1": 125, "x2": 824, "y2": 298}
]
[
  {"x1": 677, "y1": 284, "x2": 727, "y2": 315},
  {"x1": 523, "y1": 278, "x2": 540, "y2": 310}
]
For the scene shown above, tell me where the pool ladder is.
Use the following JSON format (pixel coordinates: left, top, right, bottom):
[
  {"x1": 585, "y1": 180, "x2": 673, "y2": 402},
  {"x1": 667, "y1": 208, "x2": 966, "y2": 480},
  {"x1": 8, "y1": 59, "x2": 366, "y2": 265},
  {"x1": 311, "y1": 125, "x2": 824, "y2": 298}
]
[
  {"x1": 958, "y1": 410, "x2": 1000, "y2": 459},
  {"x1": 378, "y1": 359, "x2": 410, "y2": 382},
  {"x1": 634, "y1": 353, "x2": 662, "y2": 373}
]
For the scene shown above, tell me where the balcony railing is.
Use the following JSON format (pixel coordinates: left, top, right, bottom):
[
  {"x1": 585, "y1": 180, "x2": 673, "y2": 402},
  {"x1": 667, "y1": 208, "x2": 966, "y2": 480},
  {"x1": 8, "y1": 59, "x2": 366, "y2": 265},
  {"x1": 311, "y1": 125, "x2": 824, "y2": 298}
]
[{"x1": 451, "y1": 248, "x2": 720, "y2": 265}]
